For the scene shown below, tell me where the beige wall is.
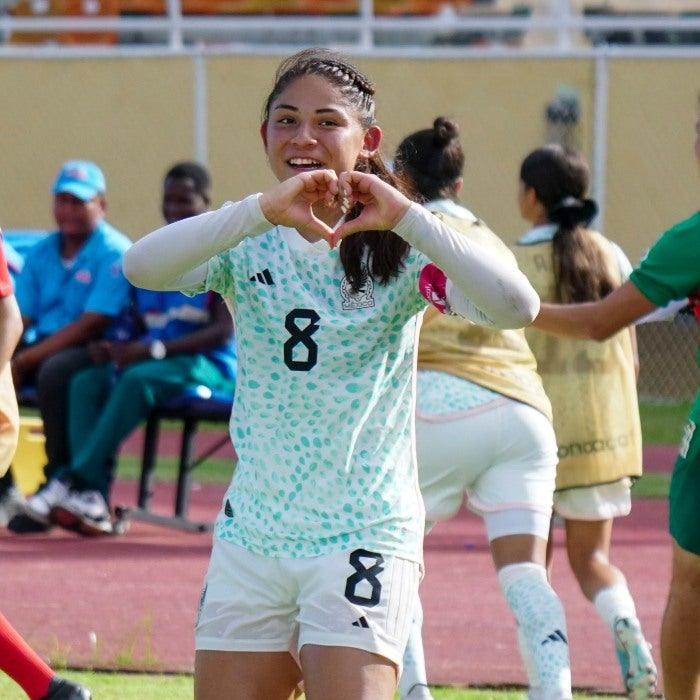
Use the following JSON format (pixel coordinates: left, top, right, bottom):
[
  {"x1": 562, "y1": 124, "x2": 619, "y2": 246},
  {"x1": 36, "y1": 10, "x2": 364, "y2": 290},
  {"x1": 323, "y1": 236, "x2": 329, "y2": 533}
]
[
  {"x1": 605, "y1": 58, "x2": 699, "y2": 263},
  {"x1": 361, "y1": 56, "x2": 595, "y2": 249},
  {"x1": 0, "y1": 55, "x2": 195, "y2": 236},
  {"x1": 0, "y1": 52, "x2": 697, "y2": 265}
]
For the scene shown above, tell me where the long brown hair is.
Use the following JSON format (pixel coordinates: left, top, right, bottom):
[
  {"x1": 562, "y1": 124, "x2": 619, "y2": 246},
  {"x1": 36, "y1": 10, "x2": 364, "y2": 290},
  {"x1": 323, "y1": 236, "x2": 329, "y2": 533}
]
[
  {"x1": 520, "y1": 144, "x2": 615, "y2": 302},
  {"x1": 263, "y1": 47, "x2": 412, "y2": 292}
]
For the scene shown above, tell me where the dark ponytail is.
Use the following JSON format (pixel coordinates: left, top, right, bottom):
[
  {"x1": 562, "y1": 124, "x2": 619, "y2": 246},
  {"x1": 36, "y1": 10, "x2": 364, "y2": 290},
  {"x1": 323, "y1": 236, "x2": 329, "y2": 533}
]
[{"x1": 520, "y1": 144, "x2": 616, "y2": 302}]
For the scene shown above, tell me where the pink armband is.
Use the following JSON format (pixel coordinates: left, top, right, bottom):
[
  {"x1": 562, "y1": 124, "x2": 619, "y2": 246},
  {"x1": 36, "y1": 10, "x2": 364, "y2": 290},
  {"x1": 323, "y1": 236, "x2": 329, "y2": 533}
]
[{"x1": 419, "y1": 263, "x2": 450, "y2": 314}]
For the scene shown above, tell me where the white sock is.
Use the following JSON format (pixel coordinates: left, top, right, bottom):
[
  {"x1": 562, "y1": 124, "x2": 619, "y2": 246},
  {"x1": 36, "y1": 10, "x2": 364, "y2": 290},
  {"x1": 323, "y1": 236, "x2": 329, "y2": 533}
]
[
  {"x1": 593, "y1": 583, "x2": 638, "y2": 633},
  {"x1": 517, "y1": 622, "x2": 542, "y2": 697},
  {"x1": 498, "y1": 562, "x2": 572, "y2": 700},
  {"x1": 398, "y1": 597, "x2": 433, "y2": 700}
]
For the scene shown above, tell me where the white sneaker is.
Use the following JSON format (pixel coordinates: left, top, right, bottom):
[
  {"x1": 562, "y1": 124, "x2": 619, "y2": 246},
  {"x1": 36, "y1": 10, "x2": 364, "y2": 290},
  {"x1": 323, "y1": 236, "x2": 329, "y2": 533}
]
[
  {"x1": 25, "y1": 479, "x2": 70, "y2": 524},
  {"x1": 0, "y1": 486, "x2": 26, "y2": 527},
  {"x1": 51, "y1": 489, "x2": 113, "y2": 536},
  {"x1": 614, "y1": 617, "x2": 658, "y2": 700}
]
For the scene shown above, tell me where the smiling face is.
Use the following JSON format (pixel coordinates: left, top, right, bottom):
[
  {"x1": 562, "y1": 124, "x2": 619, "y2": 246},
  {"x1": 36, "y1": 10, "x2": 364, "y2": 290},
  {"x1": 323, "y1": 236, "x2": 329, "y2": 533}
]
[{"x1": 261, "y1": 74, "x2": 380, "y2": 184}]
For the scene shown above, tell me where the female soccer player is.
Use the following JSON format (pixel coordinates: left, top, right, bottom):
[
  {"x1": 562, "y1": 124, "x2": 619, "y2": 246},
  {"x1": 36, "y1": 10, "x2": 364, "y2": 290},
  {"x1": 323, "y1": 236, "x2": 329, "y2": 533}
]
[
  {"x1": 124, "y1": 48, "x2": 540, "y2": 700},
  {"x1": 394, "y1": 117, "x2": 571, "y2": 700},
  {"x1": 513, "y1": 144, "x2": 657, "y2": 700},
  {"x1": 532, "y1": 113, "x2": 700, "y2": 700}
]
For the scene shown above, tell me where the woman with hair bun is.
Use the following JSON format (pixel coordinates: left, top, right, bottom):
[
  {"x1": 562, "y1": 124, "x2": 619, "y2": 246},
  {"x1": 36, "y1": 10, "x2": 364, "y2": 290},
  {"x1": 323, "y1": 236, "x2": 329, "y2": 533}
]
[
  {"x1": 394, "y1": 118, "x2": 571, "y2": 700},
  {"x1": 514, "y1": 143, "x2": 657, "y2": 700}
]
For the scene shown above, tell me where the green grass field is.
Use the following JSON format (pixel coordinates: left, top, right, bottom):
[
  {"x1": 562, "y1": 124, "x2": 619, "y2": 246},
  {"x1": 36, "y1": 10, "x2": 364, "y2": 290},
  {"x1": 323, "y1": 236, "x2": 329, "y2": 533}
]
[
  {"x1": 638, "y1": 401, "x2": 688, "y2": 446},
  {"x1": 633, "y1": 400, "x2": 688, "y2": 498},
  {"x1": 0, "y1": 670, "x2": 628, "y2": 699},
  {"x1": 7, "y1": 401, "x2": 682, "y2": 698}
]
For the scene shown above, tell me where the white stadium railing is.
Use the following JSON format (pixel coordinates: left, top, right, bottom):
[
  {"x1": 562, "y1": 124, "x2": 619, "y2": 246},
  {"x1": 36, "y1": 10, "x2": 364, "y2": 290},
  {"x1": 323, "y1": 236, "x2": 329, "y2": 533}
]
[{"x1": 0, "y1": 0, "x2": 699, "y2": 53}]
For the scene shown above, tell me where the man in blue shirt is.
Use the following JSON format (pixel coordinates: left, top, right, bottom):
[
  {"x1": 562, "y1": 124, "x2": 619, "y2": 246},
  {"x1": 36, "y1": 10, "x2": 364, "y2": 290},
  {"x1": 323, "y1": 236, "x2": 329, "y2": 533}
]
[
  {"x1": 2, "y1": 160, "x2": 132, "y2": 533},
  {"x1": 21, "y1": 161, "x2": 236, "y2": 536}
]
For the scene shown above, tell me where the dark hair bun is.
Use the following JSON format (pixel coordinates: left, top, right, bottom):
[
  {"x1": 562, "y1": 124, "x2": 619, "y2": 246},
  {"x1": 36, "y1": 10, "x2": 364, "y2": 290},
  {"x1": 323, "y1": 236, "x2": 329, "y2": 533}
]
[{"x1": 433, "y1": 116, "x2": 459, "y2": 148}]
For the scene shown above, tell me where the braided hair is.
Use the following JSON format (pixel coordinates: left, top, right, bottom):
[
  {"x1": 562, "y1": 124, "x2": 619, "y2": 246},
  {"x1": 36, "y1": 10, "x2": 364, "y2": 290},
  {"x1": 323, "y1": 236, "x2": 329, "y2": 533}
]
[
  {"x1": 520, "y1": 144, "x2": 615, "y2": 303},
  {"x1": 262, "y1": 47, "x2": 412, "y2": 293}
]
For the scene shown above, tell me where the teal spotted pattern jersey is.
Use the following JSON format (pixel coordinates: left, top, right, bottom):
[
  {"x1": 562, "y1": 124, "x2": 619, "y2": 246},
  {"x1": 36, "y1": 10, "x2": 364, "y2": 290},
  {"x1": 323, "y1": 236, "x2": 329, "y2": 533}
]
[
  {"x1": 416, "y1": 370, "x2": 502, "y2": 417},
  {"x1": 205, "y1": 225, "x2": 430, "y2": 562}
]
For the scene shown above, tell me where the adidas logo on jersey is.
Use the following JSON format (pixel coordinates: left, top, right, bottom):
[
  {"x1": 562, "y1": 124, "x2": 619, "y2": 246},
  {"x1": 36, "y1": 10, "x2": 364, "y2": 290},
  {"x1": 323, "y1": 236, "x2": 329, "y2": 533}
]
[
  {"x1": 541, "y1": 629, "x2": 568, "y2": 645},
  {"x1": 224, "y1": 499, "x2": 234, "y2": 518},
  {"x1": 249, "y1": 269, "x2": 274, "y2": 285},
  {"x1": 352, "y1": 616, "x2": 370, "y2": 628}
]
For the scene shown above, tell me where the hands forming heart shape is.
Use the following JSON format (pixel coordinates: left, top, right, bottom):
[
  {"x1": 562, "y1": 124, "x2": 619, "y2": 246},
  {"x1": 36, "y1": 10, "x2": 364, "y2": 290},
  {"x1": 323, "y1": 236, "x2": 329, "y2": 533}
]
[{"x1": 259, "y1": 169, "x2": 411, "y2": 249}]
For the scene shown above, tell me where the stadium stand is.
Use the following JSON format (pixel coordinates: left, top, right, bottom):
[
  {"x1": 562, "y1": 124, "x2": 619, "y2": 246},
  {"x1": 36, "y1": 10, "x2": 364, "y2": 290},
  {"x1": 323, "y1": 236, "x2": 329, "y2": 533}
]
[
  {"x1": 3, "y1": 0, "x2": 527, "y2": 46},
  {"x1": 8, "y1": 0, "x2": 120, "y2": 44},
  {"x1": 583, "y1": 1, "x2": 700, "y2": 46}
]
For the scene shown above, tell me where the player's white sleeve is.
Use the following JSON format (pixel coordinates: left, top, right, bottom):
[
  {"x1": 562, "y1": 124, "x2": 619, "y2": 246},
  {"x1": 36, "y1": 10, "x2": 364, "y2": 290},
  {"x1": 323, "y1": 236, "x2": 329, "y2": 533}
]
[
  {"x1": 393, "y1": 202, "x2": 540, "y2": 329},
  {"x1": 124, "y1": 194, "x2": 270, "y2": 292},
  {"x1": 636, "y1": 298, "x2": 689, "y2": 324}
]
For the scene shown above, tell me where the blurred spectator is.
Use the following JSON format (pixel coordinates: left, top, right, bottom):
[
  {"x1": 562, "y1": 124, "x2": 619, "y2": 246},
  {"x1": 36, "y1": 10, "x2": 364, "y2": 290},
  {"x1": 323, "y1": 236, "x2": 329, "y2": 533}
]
[
  {"x1": 2, "y1": 160, "x2": 132, "y2": 533},
  {"x1": 22, "y1": 161, "x2": 237, "y2": 536}
]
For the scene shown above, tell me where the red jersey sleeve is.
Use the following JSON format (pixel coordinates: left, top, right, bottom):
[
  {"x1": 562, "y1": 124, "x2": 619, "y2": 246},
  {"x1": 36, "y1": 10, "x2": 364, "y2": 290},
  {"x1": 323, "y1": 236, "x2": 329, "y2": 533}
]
[{"x1": 0, "y1": 238, "x2": 13, "y2": 298}]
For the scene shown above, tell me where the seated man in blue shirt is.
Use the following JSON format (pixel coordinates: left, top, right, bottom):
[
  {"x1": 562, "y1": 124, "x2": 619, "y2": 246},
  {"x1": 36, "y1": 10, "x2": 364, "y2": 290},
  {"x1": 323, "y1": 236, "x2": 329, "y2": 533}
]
[
  {"x1": 22, "y1": 161, "x2": 236, "y2": 536},
  {"x1": 3, "y1": 160, "x2": 132, "y2": 533}
]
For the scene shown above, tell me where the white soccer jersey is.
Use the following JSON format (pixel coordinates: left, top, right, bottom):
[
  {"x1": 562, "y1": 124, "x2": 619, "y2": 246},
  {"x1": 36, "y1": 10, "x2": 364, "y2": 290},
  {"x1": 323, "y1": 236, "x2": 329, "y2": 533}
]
[{"x1": 206, "y1": 226, "x2": 429, "y2": 562}]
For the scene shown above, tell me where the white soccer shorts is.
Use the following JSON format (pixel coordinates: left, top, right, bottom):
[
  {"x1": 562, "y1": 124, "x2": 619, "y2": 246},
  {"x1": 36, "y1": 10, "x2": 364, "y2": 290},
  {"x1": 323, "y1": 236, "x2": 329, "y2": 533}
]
[
  {"x1": 196, "y1": 538, "x2": 419, "y2": 671},
  {"x1": 415, "y1": 397, "x2": 557, "y2": 531},
  {"x1": 553, "y1": 478, "x2": 633, "y2": 520}
]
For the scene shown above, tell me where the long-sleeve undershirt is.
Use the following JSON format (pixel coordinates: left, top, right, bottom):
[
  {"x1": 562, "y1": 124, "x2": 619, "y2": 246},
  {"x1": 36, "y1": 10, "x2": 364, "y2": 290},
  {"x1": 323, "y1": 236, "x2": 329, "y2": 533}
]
[{"x1": 124, "y1": 194, "x2": 539, "y2": 330}]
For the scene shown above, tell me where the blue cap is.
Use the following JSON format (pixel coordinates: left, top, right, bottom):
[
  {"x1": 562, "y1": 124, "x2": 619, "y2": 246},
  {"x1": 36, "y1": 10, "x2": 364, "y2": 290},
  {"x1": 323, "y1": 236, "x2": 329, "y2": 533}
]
[{"x1": 52, "y1": 160, "x2": 106, "y2": 201}]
